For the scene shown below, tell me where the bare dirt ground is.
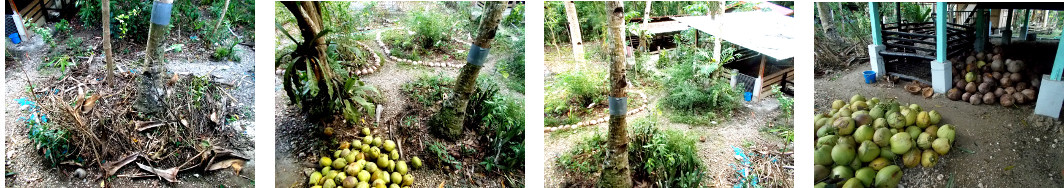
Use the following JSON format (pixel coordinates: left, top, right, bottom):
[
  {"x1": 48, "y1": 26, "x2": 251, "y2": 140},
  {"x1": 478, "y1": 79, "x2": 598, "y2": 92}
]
[
  {"x1": 542, "y1": 50, "x2": 794, "y2": 187},
  {"x1": 814, "y1": 66, "x2": 1064, "y2": 187},
  {"x1": 5, "y1": 33, "x2": 256, "y2": 187}
]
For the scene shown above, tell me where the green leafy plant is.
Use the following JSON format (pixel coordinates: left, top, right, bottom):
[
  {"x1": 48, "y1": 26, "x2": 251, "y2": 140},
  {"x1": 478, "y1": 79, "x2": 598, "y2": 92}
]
[
  {"x1": 401, "y1": 73, "x2": 455, "y2": 108},
  {"x1": 427, "y1": 141, "x2": 461, "y2": 170},
  {"x1": 54, "y1": 20, "x2": 71, "y2": 35},
  {"x1": 480, "y1": 93, "x2": 525, "y2": 173},
  {"x1": 276, "y1": 25, "x2": 379, "y2": 123},
  {"x1": 560, "y1": 115, "x2": 704, "y2": 187}
]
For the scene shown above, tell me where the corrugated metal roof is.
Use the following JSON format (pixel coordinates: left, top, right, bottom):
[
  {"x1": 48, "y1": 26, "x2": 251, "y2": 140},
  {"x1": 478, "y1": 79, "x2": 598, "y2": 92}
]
[{"x1": 673, "y1": 12, "x2": 796, "y2": 59}]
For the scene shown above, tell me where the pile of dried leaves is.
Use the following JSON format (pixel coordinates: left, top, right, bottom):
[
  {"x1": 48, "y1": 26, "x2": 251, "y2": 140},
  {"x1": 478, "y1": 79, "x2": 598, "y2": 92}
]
[{"x1": 28, "y1": 67, "x2": 250, "y2": 182}]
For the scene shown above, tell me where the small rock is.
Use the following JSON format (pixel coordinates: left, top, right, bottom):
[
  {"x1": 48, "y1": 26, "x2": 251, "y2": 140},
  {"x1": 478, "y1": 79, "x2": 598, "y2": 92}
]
[
  {"x1": 73, "y1": 168, "x2": 87, "y2": 178},
  {"x1": 699, "y1": 136, "x2": 706, "y2": 142},
  {"x1": 194, "y1": 173, "x2": 200, "y2": 177}
]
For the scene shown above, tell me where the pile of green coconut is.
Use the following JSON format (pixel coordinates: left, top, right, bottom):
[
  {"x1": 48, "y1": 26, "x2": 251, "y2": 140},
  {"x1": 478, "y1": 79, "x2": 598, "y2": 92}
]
[
  {"x1": 814, "y1": 94, "x2": 958, "y2": 187},
  {"x1": 308, "y1": 127, "x2": 423, "y2": 188}
]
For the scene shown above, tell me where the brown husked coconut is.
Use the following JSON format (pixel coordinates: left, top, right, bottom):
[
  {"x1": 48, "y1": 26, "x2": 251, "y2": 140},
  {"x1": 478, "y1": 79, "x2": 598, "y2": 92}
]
[
  {"x1": 991, "y1": 60, "x2": 1005, "y2": 72},
  {"x1": 1006, "y1": 87, "x2": 1017, "y2": 95},
  {"x1": 992, "y1": 72, "x2": 1002, "y2": 80},
  {"x1": 1008, "y1": 59, "x2": 1025, "y2": 73},
  {"x1": 1010, "y1": 72, "x2": 1023, "y2": 82},
  {"x1": 970, "y1": 93, "x2": 984, "y2": 105},
  {"x1": 977, "y1": 52, "x2": 986, "y2": 61},
  {"x1": 906, "y1": 82, "x2": 922, "y2": 95},
  {"x1": 1022, "y1": 89, "x2": 1037, "y2": 102},
  {"x1": 921, "y1": 87, "x2": 934, "y2": 98},
  {"x1": 983, "y1": 93, "x2": 997, "y2": 105},
  {"x1": 1016, "y1": 82, "x2": 1028, "y2": 91},
  {"x1": 962, "y1": 92, "x2": 972, "y2": 101},
  {"x1": 995, "y1": 87, "x2": 1005, "y2": 96},
  {"x1": 982, "y1": 74, "x2": 996, "y2": 84},
  {"x1": 1032, "y1": 79, "x2": 1041, "y2": 88},
  {"x1": 978, "y1": 82, "x2": 991, "y2": 94},
  {"x1": 965, "y1": 82, "x2": 978, "y2": 93},
  {"x1": 966, "y1": 56, "x2": 977, "y2": 64},
  {"x1": 1013, "y1": 93, "x2": 1027, "y2": 104},
  {"x1": 992, "y1": 54, "x2": 1003, "y2": 62},
  {"x1": 1001, "y1": 77, "x2": 1013, "y2": 87},
  {"x1": 955, "y1": 80, "x2": 967, "y2": 89},
  {"x1": 947, "y1": 88, "x2": 962, "y2": 101},
  {"x1": 1001, "y1": 94, "x2": 1015, "y2": 107},
  {"x1": 993, "y1": 46, "x2": 1003, "y2": 54}
]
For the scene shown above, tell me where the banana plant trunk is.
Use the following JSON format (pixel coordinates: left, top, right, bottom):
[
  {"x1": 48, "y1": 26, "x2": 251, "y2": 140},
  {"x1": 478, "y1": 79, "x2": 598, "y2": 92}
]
[
  {"x1": 600, "y1": 1, "x2": 632, "y2": 187},
  {"x1": 102, "y1": 0, "x2": 114, "y2": 85},
  {"x1": 431, "y1": 2, "x2": 506, "y2": 140},
  {"x1": 135, "y1": 0, "x2": 174, "y2": 117}
]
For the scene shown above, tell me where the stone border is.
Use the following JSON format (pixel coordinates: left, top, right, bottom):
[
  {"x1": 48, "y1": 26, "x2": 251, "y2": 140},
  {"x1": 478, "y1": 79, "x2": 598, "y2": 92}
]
[
  {"x1": 376, "y1": 28, "x2": 473, "y2": 68},
  {"x1": 351, "y1": 41, "x2": 382, "y2": 76},
  {"x1": 544, "y1": 90, "x2": 651, "y2": 133}
]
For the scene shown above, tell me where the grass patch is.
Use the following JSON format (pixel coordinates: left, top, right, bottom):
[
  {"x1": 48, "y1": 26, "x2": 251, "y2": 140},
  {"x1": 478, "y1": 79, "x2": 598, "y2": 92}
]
[
  {"x1": 544, "y1": 67, "x2": 607, "y2": 126},
  {"x1": 558, "y1": 115, "x2": 705, "y2": 187},
  {"x1": 400, "y1": 73, "x2": 455, "y2": 108}
]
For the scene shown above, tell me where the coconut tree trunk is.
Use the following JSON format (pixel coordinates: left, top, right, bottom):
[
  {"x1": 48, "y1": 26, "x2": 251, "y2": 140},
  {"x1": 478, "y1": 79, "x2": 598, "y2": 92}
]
[
  {"x1": 564, "y1": 1, "x2": 585, "y2": 62},
  {"x1": 211, "y1": 0, "x2": 230, "y2": 36},
  {"x1": 102, "y1": 0, "x2": 114, "y2": 85},
  {"x1": 817, "y1": 2, "x2": 833, "y2": 32},
  {"x1": 135, "y1": 0, "x2": 175, "y2": 116},
  {"x1": 430, "y1": 1, "x2": 506, "y2": 140},
  {"x1": 600, "y1": 1, "x2": 632, "y2": 187},
  {"x1": 712, "y1": 1, "x2": 724, "y2": 63},
  {"x1": 639, "y1": 1, "x2": 651, "y2": 51}
]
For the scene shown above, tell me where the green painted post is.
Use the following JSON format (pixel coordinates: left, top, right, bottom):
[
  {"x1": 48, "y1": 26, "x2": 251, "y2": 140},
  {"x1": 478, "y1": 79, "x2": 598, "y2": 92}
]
[
  {"x1": 936, "y1": 2, "x2": 946, "y2": 62},
  {"x1": 1023, "y1": 9, "x2": 1032, "y2": 37},
  {"x1": 869, "y1": 2, "x2": 883, "y2": 46},
  {"x1": 1053, "y1": 31, "x2": 1064, "y2": 80}
]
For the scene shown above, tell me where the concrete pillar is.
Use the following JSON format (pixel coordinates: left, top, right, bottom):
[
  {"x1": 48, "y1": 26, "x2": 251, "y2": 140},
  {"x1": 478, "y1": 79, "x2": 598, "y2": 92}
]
[
  {"x1": 869, "y1": 2, "x2": 883, "y2": 46},
  {"x1": 931, "y1": 2, "x2": 952, "y2": 93},
  {"x1": 869, "y1": 45, "x2": 886, "y2": 78},
  {"x1": 1034, "y1": 31, "x2": 1064, "y2": 119},
  {"x1": 975, "y1": 9, "x2": 988, "y2": 52}
]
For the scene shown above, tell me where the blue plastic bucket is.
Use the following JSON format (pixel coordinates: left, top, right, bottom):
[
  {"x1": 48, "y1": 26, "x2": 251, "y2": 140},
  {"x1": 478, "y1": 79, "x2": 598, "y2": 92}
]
[
  {"x1": 863, "y1": 70, "x2": 877, "y2": 84},
  {"x1": 8, "y1": 34, "x2": 20, "y2": 44},
  {"x1": 743, "y1": 92, "x2": 753, "y2": 101}
]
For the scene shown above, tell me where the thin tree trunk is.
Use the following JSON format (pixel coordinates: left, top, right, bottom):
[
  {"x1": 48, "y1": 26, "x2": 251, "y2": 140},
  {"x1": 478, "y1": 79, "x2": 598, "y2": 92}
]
[
  {"x1": 564, "y1": 1, "x2": 585, "y2": 62},
  {"x1": 601, "y1": 1, "x2": 632, "y2": 187},
  {"x1": 639, "y1": 1, "x2": 651, "y2": 51},
  {"x1": 102, "y1": 0, "x2": 114, "y2": 84},
  {"x1": 431, "y1": 1, "x2": 506, "y2": 140},
  {"x1": 135, "y1": 0, "x2": 175, "y2": 116},
  {"x1": 211, "y1": 0, "x2": 230, "y2": 36},
  {"x1": 712, "y1": 1, "x2": 724, "y2": 63},
  {"x1": 817, "y1": 2, "x2": 833, "y2": 33}
]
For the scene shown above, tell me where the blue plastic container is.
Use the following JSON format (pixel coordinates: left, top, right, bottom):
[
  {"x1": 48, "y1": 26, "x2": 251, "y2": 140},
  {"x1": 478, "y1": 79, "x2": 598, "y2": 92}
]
[
  {"x1": 743, "y1": 92, "x2": 753, "y2": 101},
  {"x1": 8, "y1": 33, "x2": 20, "y2": 44},
  {"x1": 863, "y1": 70, "x2": 877, "y2": 84}
]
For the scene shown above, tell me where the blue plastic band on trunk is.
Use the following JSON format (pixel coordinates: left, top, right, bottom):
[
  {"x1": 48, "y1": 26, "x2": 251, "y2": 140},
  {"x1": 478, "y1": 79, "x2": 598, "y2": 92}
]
[
  {"x1": 608, "y1": 97, "x2": 627, "y2": 116},
  {"x1": 150, "y1": 2, "x2": 173, "y2": 25},
  {"x1": 466, "y1": 44, "x2": 489, "y2": 66}
]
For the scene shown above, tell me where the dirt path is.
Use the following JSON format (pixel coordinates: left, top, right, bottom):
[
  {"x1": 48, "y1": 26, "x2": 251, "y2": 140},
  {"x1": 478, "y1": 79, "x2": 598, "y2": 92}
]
[
  {"x1": 542, "y1": 88, "x2": 792, "y2": 187},
  {"x1": 5, "y1": 37, "x2": 257, "y2": 187},
  {"x1": 815, "y1": 66, "x2": 1064, "y2": 187}
]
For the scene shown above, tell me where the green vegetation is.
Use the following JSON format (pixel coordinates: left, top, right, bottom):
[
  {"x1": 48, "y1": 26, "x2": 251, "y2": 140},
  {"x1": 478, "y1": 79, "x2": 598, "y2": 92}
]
[
  {"x1": 559, "y1": 115, "x2": 704, "y2": 187},
  {"x1": 656, "y1": 45, "x2": 741, "y2": 125},
  {"x1": 401, "y1": 73, "x2": 455, "y2": 108},
  {"x1": 76, "y1": 0, "x2": 255, "y2": 51},
  {"x1": 544, "y1": 67, "x2": 607, "y2": 126}
]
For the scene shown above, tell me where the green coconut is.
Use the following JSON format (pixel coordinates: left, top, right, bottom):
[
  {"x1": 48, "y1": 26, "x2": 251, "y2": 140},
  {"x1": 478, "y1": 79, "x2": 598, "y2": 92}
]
[
  {"x1": 334, "y1": 150, "x2": 343, "y2": 159},
  {"x1": 966, "y1": 71, "x2": 977, "y2": 82},
  {"x1": 857, "y1": 141, "x2": 880, "y2": 162},
  {"x1": 815, "y1": 118, "x2": 831, "y2": 131},
  {"x1": 333, "y1": 158, "x2": 348, "y2": 169},
  {"x1": 324, "y1": 170, "x2": 338, "y2": 183},
  {"x1": 921, "y1": 149, "x2": 938, "y2": 167},
  {"x1": 872, "y1": 128, "x2": 892, "y2": 147},
  {"x1": 837, "y1": 136, "x2": 857, "y2": 147},
  {"x1": 334, "y1": 172, "x2": 347, "y2": 184},
  {"x1": 411, "y1": 157, "x2": 422, "y2": 169},
  {"x1": 853, "y1": 113, "x2": 873, "y2": 126},
  {"x1": 323, "y1": 179, "x2": 337, "y2": 188},
  {"x1": 321, "y1": 157, "x2": 333, "y2": 168},
  {"x1": 345, "y1": 161, "x2": 361, "y2": 175},
  {"x1": 850, "y1": 101, "x2": 869, "y2": 112},
  {"x1": 362, "y1": 127, "x2": 372, "y2": 136},
  {"x1": 849, "y1": 155, "x2": 863, "y2": 170},
  {"x1": 924, "y1": 125, "x2": 939, "y2": 136},
  {"x1": 854, "y1": 125, "x2": 874, "y2": 143},
  {"x1": 390, "y1": 150, "x2": 400, "y2": 160},
  {"x1": 310, "y1": 171, "x2": 324, "y2": 185},
  {"x1": 909, "y1": 104, "x2": 922, "y2": 112},
  {"x1": 855, "y1": 167, "x2": 876, "y2": 187},
  {"x1": 842, "y1": 178, "x2": 863, "y2": 188},
  {"x1": 873, "y1": 118, "x2": 887, "y2": 129},
  {"x1": 357, "y1": 182, "x2": 369, "y2": 188},
  {"x1": 938, "y1": 124, "x2": 956, "y2": 144},
  {"x1": 869, "y1": 157, "x2": 890, "y2": 170},
  {"x1": 917, "y1": 132, "x2": 934, "y2": 149},
  {"x1": 902, "y1": 149, "x2": 920, "y2": 168},
  {"x1": 833, "y1": 100, "x2": 846, "y2": 110},
  {"x1": 365, "y1": 162, "x2": 379, "y2": 173},
  {"x1": 384, "y1": 140, "x2": 397, "y2": 152},
  {"x1": 869, "y1": 105, "x2": 885, "y2": 119},
  {"x1": 832, "y1": 165, "x2": 854, "y2": 179},
  {"x1": 817, "y1": 135, "x2": 838, "y2": 148},
  {"x1": 390, "y1": 172, "x2": 402, "y2": 185},
  {"x1": 402, "y1": 174, "x2": 414, "y2": 186},
  {"x1": 875, "y1": 165, "x2": 903, "y2": 188},
  {"x1": 851, "y1": 94, "x2": 866, "y2": 104},
  {"x1": 903, "y1": 109, "x2": 917, "y2": 126},
  {"x1": 879, "y1": 147, "x2": 896, "y2": 159},
  {"x1": 834, "y1": 117, "x2": 856, "y2": 136},
  {"x1": 373, "y1": 137, "x2": 383, "y2": 147},
  {"x1": 832, "y1": 143, "x2": 856, "y2": 165},
  {"x1": 357, "y1": 170, "x2": 371, "y2": 182},
  {"x1": 890, "y1": 133, "x2": 913, "y2": 154},
  {"x1": 869, "y1": 97, "x2": 881, "y2": 106},
  {"x1": 906, "y1": 126, "x2": 922, "y2": 139},
  {"x1": 916, "y1": 111, "x2": 931, "y2": 128},
  {"x1": 886, "y1": 111, "x2": 905, "y2": 129},
  {"x1": 932, "y1": 138, "x2": 951, "y2": 155},
  {"x1": 817, "y1": 124, "x2": 836, "y2": 138},
  {"x1": 363, "y1": 135, "x2": 374, "y2": 146},
  {"x1": 928, "y1": 110, "x2": 942, "y2": 125},
  {"x1": 396, "y1": 160, "x2": 409, "y2": 175},
  {"x1": 838, "y1": 108, "x2": 854, "y2": 118},
  {"x1": 343, "y1": 176, "x2": 359, "y2": 188},
  {"x1": 814, "y1": 165, "x2": 830, "y2": 181}
]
